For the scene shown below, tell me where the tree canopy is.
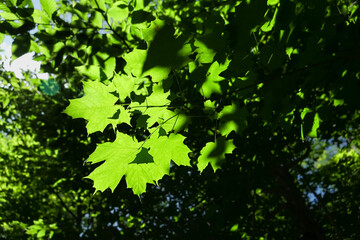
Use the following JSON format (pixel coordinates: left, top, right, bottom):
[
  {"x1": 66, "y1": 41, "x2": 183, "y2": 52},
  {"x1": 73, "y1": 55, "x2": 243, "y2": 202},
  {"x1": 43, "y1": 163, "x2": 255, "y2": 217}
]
[{"x1": 1, "y1": 0, "x2": 360, "y2": 239}]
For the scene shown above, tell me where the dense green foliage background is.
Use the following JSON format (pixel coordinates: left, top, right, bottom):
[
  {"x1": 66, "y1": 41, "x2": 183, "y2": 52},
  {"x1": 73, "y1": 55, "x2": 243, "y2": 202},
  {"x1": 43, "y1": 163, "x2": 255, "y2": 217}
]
[{"x1": 1, "y1": 0, "x2": 360, "y2": 239}]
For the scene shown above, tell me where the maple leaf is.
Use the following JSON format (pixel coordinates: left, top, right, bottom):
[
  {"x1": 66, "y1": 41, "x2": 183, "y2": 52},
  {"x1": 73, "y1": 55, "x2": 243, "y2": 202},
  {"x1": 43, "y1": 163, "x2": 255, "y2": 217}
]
[
  {"x1": 63, "y1": 81, "x2": 119, "y2": 134},
  {"x1": 159, "y1": 110, "x2": 190, "y2": 133},
  {"x1": 218, "y1": 102, "x2": 248, "y2": 137},
  {"x1": 130, "y1": 84, "x2": 172, "y2": 128},
  {"x1": 126, "y1": 162, "x2": 167, "y2": 194},
  {"x1": 194, "y1": 15, "x2": 226, "y2": 64},
  {"x1": 112, "y1": 73, "x2": 135, "y2": 101},
  {"x1": 145, "y1": 133, "x2": 191, "y2": 174},
  {"x1": 86, "y1": 132, "x2": 167, "y2": 195},
  {"x1": 197, "y1": 137, "x2": 235, "y2": 172},
  {"x1": 200, "y1": 60, "x2": 230, "y2": 98},
  {"x1": 111, "y1": 105, "x2": 132, "y2": 126},
  {"x1": 194, "y1": 38, "x2": 216, "y2": 64},
  {"x1": 123, "y1": 20, "x2": 191, "y2": 83},
  {"x1": 123, "y1": 49, "x2": 171, "y2": 83}
]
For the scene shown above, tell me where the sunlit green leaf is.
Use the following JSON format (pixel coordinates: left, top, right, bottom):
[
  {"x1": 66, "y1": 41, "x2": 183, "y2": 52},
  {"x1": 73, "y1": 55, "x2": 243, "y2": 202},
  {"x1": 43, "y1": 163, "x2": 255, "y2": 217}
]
[
  {"x1": 129, "y1": 84, "x2": 171, "y2": 128},
  {"x1": 197, "y1": 137, "x2": 235, "y2": 172},
  {"x1": 32, "y1": 9, "x2": 51, "y2": 24},
  {"x1": 218, "y1": 103, "x2": 248, "y2": 136},
  {"x1": 63, "y1": 81, "x2": 119, "y2": 134},
  {"x1": 200, "y1": 60, "x2": 229, "y2": 98},
  {"x1": 107, "y1": 2, "x2": 128, "y2": 23},
  {"x1": 112, "y1": 73, "x2": 135, "y2": 101},
  {"x1": 40, "y1": 0, "x2": 57, "y2": 17},
  {"x1": 145, "y1": 133, "x2": 191, "y2": 174},
  {"x1": 86, "y1": 132, "x2": 167, "y2": 195}
]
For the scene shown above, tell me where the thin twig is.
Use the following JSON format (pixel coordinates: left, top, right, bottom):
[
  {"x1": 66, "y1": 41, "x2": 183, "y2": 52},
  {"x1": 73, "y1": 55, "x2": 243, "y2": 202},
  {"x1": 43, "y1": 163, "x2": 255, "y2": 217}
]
[
  {"x1": 94, "y1": 0, "x2": 131, "y2": 52},
  {"x1": 0, "y1": 19, "x2": 111, "y2": 31},
  {"x1": 138, "y1": 113, "x2": 179, "y2": 149},
  {"x1": 172, "y1": 70, "x2": 183, "y2": 94},
  {"x1": 48, "y1": 186, "x2": 78, "y2": 221},
  {"x1": 130, "y1": 104, "x2": 172, "y2": 109}
]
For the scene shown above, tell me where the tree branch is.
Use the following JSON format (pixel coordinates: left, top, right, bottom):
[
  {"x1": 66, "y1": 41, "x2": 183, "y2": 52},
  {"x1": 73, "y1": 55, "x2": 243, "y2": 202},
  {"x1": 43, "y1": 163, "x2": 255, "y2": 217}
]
[
  {"x1": 94, "y1": 0, "x2": 131, "y2": 52},
  {"x1": 48, "y1": 186, "x2": 78, "y2": 221},
  {"x1": 227, "y1": 52, "x2": 359, "y2": 96}
]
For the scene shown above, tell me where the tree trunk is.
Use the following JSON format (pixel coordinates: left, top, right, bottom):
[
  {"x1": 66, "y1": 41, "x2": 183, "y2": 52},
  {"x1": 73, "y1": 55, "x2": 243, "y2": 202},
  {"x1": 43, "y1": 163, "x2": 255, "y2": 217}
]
[{"x1": 273, "y1": 165, "x2": 326, "y2": 240}]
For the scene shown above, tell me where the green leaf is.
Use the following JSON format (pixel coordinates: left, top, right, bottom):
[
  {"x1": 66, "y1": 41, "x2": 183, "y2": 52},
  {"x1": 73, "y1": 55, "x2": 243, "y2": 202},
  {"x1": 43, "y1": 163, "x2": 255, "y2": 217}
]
[
  {"x1": 142, "y1": 24, "x2": 191, "y2": 74},
  {"x1": 267, "y1": 0, "x2": 279, "y2": 6},
  {"x1": 132, "y1": 0, "x2": 148, "y2": 10},
  {"x1": 75, "y1": 57, "x2": 115, "y2": 80},
  {"x1": 75, "y1": 65, "x2": 102, "y2": 80},
  {"x1": 218, "y1": 103, "x2": 248, "y2": 136},
  {"x1": 197, "y1": 137, "x2": 235, "y2": 172},
  {"x1": 86, "y1": 132, "x2": 141, "y2": 192},
  {"x1": 308, "y1": 113, "x2": 320, "y2": 138},
  {"x1": 194, "y1": 15, "x2": 226, "y2": 63},
  {"x1": 107, "y1": 2, "x2": 128, "y2": 23},
  {"x1": 119, "y1": 107, "x2": 132, "y2": 126},
  {"x1": 12, "y1": 33, "x2": 31, "y2": 59},
  {"x1": 0, "y1": 12, "x2": 18, "y2": 20},
  {"x1": 32, "y1": 9, "x2": 51, "y2": 24},
  {"x1": 17, "y1": 0, "x2": 34, "y2": 7},
  {"x1": 141, "y1": 19, "x2": 166, "y2": 43},
  {"x1": 194, "y1": 39, "x2": 216, "y2": 64},
  {"x1": 203, "y1": 100, "x2": 217, "y2": 120},
  {"x1": 261, "y1": 7, "x2": 278, "y2": 32},
  {"x1": 159, "y1": 110, "x2": 190, "y2": 133},
  {"x1": 63, "y1": 81, "x2": 119, "y2": 134},
  {"x1": 126, "y1": 160, "x2": 166, "y2": 195},
  {"x1": 145, "y1": 133, "x2": 191, "y2": 174},
  {"x1": 92, "y1": 11, "x2": 103, "y2": 28},
  {"x1": 86, "y1": 132, "x2": 167, "y2": 195},
  {"x1": 333, "y1": 99, "x2": 344, "y2": 107},
  {"x1": 103, "y1": 57, "x2": 116, "y2": 77},
  {"x1": 200, "y1": 60, "x2": 229, "y2": 98},
  {"x1": 130, "y1": 84, "x2": 171, "y2": 128},
  {"x1": 112, "y1": 73, "x2": 135, "y2": 101},
  {"x1": 123, "y1": 49, "x2": 146, "y2": 77},
  {"x1": 300, "y1": 109, "x2": 320, "y2": 140},
  {"x1": 124, "y1": 21, "x2": 191, "y2": 82},
  {"x1": 40, "y1": 0, "x2": 57, "y2": 17},
  {"x1": 93, "y1": 0, "x2": 106, "y2": 11},
  {"x1": 123, "y1": 49, "x2": 170, "y2": 83},
  {"x1": 37, "y1": 229, "x2": 46, "y2": 238},
  {"x1": 0, "y1": 3, "x2": 11, "y2": 12},
  {"x1": 110, "y1": 105, "x2": 132, "y2": 126}
]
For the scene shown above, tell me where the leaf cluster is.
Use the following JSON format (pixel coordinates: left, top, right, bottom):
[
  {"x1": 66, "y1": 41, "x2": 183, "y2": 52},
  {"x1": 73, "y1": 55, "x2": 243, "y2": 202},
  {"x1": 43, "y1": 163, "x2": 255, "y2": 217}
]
[{"x1": 2, "y1": 0, "x2": 360, "y2": 239}]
